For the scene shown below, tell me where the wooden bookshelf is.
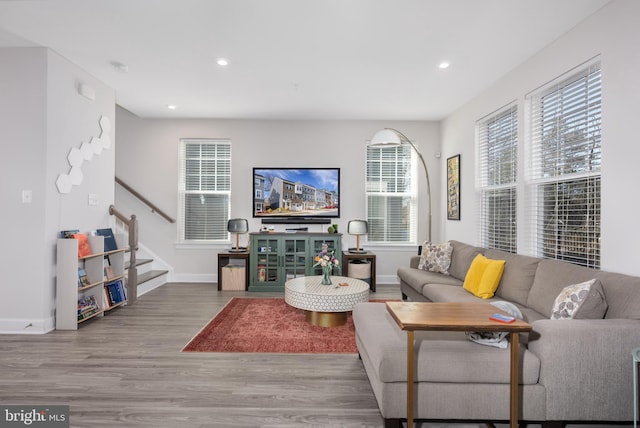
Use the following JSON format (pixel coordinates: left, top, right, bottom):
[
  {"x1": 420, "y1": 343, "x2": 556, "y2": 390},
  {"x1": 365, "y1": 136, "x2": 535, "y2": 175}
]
[{"x1": 56, "y1": 234, "x2": 127, "y2": 330}]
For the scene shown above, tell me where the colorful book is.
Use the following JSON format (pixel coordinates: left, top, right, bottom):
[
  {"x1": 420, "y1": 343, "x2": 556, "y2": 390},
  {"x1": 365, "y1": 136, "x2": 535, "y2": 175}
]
[
  {"x1": 77, "y1": 295, "x2": 100, "y2": 320},
  {"x1": 78, "y1": 268, "x2": 90, "y2": 287},
  {"x1": 72, "y1": 233, "x2": 92, "y2": 257},
  {"x1": 60, "y1": 229, "x2": 79, "y2": 239}
]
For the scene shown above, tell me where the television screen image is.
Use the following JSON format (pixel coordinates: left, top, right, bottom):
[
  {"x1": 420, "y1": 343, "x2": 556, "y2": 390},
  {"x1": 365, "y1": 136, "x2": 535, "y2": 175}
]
[{"x1": 253, "y1": 167, "x2": 340, "y2": 220}]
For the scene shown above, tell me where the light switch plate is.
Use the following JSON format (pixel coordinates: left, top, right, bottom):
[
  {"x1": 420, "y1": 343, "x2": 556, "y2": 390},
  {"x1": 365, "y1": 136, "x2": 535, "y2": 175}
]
[
  {"x1": 22, "y1": 190, "x2": 32, "y2": 204},
  {"x1": 88, "y1": 193, "x2": 98, "y2": 206}
]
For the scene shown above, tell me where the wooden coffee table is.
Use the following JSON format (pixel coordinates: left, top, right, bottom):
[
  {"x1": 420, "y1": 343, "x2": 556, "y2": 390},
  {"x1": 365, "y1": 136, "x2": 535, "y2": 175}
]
[
  {"x1": 284, "y1": 275, "x2": 369, "y2": 327},
  {"x1": 386, "y1": 301, "x2": 532, "y2": 428}
]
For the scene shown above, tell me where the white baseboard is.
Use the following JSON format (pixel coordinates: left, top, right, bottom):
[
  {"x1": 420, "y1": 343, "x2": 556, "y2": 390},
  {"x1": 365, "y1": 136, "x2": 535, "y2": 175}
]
[
  {"x1": 169, "y1": 273, "x2": 216, "y2": 283},
  {"x1": 375, "y1": 275, "x2": 400, "y2": 285},
  {"x1": 0, "y1": 317, "x2": 55, "y2": 335}
]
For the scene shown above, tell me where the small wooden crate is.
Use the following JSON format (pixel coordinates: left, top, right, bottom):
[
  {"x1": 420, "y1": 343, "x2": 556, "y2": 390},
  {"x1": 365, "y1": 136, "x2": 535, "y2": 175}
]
[{"x1": 221, "y1": 265, "x2": 246, "y2": 290}]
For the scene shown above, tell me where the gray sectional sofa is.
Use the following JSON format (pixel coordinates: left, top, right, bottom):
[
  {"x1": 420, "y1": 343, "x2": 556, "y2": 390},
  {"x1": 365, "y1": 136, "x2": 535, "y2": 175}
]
[{"x1": 353, "y1": 240, "x2": 640, "y2": 427}]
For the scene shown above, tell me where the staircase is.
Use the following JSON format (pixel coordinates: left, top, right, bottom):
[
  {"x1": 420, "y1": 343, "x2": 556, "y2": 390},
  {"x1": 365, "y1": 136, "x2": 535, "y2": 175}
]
[
  {"x1": 126, "y1": 257, "x2": 169, "y2": 296},
  {"x1": 124, "y1": 243, "x2": 170, "y2": 298},
  {"x1": 111, "y1": 177, "x2": 176, "y2": 302}
]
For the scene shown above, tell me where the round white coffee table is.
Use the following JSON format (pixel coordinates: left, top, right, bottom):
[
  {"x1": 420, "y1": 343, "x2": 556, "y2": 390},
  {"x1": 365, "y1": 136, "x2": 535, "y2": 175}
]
[{"x1": 284, "y1": 275, "x2": 370, "y2": 327}]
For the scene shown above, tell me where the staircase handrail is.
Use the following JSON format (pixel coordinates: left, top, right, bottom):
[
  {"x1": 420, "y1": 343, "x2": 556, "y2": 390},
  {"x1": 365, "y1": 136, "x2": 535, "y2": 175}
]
[
  {"x1": 115, "y1": 176, "x2": 175, "y2": 223},
  {"x1": 109, "y1": 204, "x2": 138, "y2": 304}
]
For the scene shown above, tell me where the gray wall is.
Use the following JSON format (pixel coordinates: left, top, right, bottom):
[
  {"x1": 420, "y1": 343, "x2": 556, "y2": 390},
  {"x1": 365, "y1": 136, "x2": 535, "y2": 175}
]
[
  {"x1": 440, "y1": 0, "x2": 640, "y2": 276},
  {"x1": 0, "y1": 47, "x2": 115, "y2": 333},
  {"x1": 115, "y1": 110, "x2": 441, "y2": 283}
]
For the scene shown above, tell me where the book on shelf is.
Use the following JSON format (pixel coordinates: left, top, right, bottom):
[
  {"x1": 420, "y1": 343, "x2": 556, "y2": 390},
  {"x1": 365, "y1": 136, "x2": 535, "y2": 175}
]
[
  {"x1": 104, "y1": 265, "x2": 115, "y2": 280},
  {"x1": 105, "y1": 279, "x2": 126, "y2": 306},
  {"x1": 96, "y1": 228, "x2": 118, "y2": 252},
  {"x1": 72, "y1": 233, "x2": 92, "y2": 257},
  {"x1": 102, "y1": 286, "x2": 112, "y2": 308},
  {"x1": 77, "y1": 268, "x2": 90, "y2": 287},
  {"x1": 60, "y1": 229, "x2": 79, "y2": 239},
  {"x1": 77, "y1": 295, "x2": 100, "y2": 320}
]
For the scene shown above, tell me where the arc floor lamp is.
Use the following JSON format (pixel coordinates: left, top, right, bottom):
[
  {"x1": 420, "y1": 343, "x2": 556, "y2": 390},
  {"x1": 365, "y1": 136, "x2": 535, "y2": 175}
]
[{"x1": 370, "y1": 128, "x2": 432, "y2": 242}]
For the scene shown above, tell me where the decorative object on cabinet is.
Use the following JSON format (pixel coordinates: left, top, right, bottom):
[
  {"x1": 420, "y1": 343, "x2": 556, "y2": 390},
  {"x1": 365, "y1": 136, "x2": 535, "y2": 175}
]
[
  {"x1": 447, "y1": 154, "x2": 461, "y2": 220},
  {"x1": 370, "y1": 128, "x2": 432, "y2": 241},
  {"x1": 347, "y1": 220, "x2": 368, "y2": 253},
  {"x1": 227, "y1": 218, "x2": 249, "y2": 252}
]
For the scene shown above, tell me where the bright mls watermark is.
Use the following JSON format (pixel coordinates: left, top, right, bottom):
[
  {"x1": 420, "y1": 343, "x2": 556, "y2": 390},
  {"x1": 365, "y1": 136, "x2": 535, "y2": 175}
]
[{"x1": 0, "y1": 406, "x2": 69, "y2": 427}]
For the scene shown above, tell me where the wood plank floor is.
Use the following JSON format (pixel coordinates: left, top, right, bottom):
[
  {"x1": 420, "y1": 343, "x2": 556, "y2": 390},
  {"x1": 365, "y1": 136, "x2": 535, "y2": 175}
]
[{"x1": 0, "y1": 283, "x2": 405, "y2": 428}]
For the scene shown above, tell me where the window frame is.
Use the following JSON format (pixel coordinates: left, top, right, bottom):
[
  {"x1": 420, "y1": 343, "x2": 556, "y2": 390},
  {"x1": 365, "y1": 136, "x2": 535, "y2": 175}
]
[
  {"x1": 476, "y1": 103, "x2": 518, "y2": 253},
  {"x1": 177, "y1": 139, "x2": 232, "y2": 245},
  {"x1": 524, "y1": 58, "x2": 602, "y2": 268},
  {"x1": 365, "y1": 143, "x2": 418, "y2": 245}
]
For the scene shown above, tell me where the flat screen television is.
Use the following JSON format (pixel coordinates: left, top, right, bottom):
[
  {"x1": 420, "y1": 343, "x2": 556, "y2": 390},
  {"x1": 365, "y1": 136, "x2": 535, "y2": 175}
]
[{"x1": 253, "y1": 167, "x2": 340, "y2": 223}]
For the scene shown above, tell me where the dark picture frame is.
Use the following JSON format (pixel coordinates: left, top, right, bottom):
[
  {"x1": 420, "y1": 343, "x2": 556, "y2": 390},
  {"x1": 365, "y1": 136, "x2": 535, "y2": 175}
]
[{"x1": 447, "y1": 154, "x2": 460, "y2": 220}]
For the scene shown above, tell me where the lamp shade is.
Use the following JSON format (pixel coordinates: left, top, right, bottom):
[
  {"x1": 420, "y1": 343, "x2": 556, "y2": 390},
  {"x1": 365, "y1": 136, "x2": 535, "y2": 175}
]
[
  {"x1": 370, "y1": 128, "x2": 404, "y2": 146},
  {"x1": 227, "y1": 218, "x2": 248, "y2": 233},
  {"x1": 348, "y1": 220, "x2": 368, "y2": 235},
  {"x1": 348, "y1": 220, "x2": 368, "y2": 253}
]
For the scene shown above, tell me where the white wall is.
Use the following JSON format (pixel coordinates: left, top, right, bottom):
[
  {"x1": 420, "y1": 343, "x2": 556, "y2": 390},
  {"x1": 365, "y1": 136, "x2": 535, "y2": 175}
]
[
  {"x1": 0, "y1": 47, "x2": 115, "y2": 333},
  {"x1": 115, "y1": 109, "x2": 441, "y2": 283},
  {"x1": 440, "y1": 0, "x2": 640, "y2": 276}
]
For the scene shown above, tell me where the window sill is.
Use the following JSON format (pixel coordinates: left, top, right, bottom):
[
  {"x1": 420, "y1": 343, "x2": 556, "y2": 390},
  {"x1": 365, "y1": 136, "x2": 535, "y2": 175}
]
[{"x1": 175, "y1": 241, "x2": 231, "y2": 250}]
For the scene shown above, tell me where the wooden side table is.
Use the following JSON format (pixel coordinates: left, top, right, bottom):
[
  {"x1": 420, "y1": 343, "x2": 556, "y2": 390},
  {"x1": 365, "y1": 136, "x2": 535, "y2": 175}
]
[
  {"x1": 342, "y1": 251, "x2": 376, "y2": 291},
  {"x1": 217, "y1": 251, "x2": 249, "y2": 291},
  {"x1": 385, "y1": 301, "x2": 532, "y2": 428}
]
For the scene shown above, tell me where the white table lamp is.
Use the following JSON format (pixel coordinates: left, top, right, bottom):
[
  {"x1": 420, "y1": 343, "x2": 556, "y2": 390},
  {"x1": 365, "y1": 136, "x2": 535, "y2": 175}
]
[{"x1": 348, "y1": 220, "x2": 368, "y2": 254}]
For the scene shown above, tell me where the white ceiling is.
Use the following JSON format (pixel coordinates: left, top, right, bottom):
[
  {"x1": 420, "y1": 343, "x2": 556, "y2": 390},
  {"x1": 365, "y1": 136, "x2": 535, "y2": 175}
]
[{"x1": 0, "y1": 0, "x2": 610, "y2": 120}]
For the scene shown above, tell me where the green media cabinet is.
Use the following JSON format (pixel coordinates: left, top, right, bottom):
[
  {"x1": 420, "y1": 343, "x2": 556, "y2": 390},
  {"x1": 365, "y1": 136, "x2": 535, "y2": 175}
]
[{"x1": 249, "y1": 232, "x2": 342, "y2": 292}]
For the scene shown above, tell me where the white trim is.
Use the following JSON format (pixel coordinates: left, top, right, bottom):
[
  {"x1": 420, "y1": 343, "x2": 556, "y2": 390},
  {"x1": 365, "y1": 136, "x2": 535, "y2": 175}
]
[
  {"x1": 171, "y1": 273, "x2": 216, "y2": 283},
  {"x1": 0, "y1": 317, "x2": 55, "y2": 335}
]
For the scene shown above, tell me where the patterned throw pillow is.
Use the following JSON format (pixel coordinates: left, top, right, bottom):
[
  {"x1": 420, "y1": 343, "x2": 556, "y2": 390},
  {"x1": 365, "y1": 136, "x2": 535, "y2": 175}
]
[
  {"x1": 418, "y1": 241, "x2": 453, "y2": 275},
  {"x1": 550, "y1": 279, "x2": 608, "y2": 320}
]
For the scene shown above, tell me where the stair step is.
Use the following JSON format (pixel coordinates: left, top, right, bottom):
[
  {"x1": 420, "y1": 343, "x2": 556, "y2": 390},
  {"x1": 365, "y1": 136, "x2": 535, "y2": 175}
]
[
  {"x1": 125, "y1": 258, "x2": 152, "y2": 270},
  {"x1": 137, "y1": 270, "x2": 168, "y2": 285}
]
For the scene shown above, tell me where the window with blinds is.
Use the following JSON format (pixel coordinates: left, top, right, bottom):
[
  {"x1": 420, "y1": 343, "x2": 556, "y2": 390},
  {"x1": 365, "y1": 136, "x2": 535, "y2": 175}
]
[
  {"x1": 178, "y1": 139, "x2": 231, "y2": 242},
  {"x1": 365, "y1": 144, "x2": 417, "y2": 244},
  {"x1": 525, "y1": 59, "x2": 601, "y2": 268},
  {"x1": 477, "y1": 104, "x2": 518, "y2": 252}
]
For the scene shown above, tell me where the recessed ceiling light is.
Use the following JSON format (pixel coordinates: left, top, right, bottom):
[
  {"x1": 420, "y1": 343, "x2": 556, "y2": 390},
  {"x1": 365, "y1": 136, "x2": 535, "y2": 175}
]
[
  {"x1": 167, "y1": 104, "x2": 177, "y2": 110},
  {"x1": 439, "y1": 61, "x2": 450, "y2": 69},
  {"x1": 216, "y1": 58, "x2": 229, "y2": 67}
]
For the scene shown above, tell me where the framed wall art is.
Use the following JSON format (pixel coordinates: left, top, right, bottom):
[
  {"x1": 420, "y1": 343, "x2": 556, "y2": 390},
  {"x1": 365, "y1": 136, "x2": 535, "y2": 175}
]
[{"x1": 447, "y1": 154, "x2": 460, "y2": 220}]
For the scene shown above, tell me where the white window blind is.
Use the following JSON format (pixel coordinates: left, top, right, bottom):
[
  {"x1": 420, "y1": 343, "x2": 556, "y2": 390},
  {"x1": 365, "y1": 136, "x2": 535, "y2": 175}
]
[
  {"x1": 477, "y1": 104, "x2": 518, "y2": 252},
  {"x1": 525, "y1": 59, "x2": 601, "y2": 268},
  {"x1": 365, "y1": 144, "x2": 417, "y2": 244},
  {"x1": 178, "y1": 139, "x2": 231, "y2": 242}
]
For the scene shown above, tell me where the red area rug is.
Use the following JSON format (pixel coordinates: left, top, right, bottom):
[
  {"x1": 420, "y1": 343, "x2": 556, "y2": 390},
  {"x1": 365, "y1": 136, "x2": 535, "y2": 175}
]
[{"x1": 182, "y1": 297, "x2": 379, "y2": 353}]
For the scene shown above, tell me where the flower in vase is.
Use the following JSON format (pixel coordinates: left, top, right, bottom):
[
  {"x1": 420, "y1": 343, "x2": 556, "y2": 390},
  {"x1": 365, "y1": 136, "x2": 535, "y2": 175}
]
[{"x1": 312, "y1": 243, "x2": 339, "y2": 270}]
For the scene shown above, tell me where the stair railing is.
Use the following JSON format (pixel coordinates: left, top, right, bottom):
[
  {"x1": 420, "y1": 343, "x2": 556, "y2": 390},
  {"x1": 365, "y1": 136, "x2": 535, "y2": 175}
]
[
  {"x1": 115, "y1": 176, "x2": 175, "y2": 223},
  {"x1": 109, "y1": 205, "x2": 138, "y2": 305}
]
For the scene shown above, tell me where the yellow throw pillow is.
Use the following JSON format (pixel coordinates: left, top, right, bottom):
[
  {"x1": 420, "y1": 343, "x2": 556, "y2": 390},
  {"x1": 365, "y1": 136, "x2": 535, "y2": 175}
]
[{"x1": 463, "y1": 254, "x2": 506, "y2": 299}]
